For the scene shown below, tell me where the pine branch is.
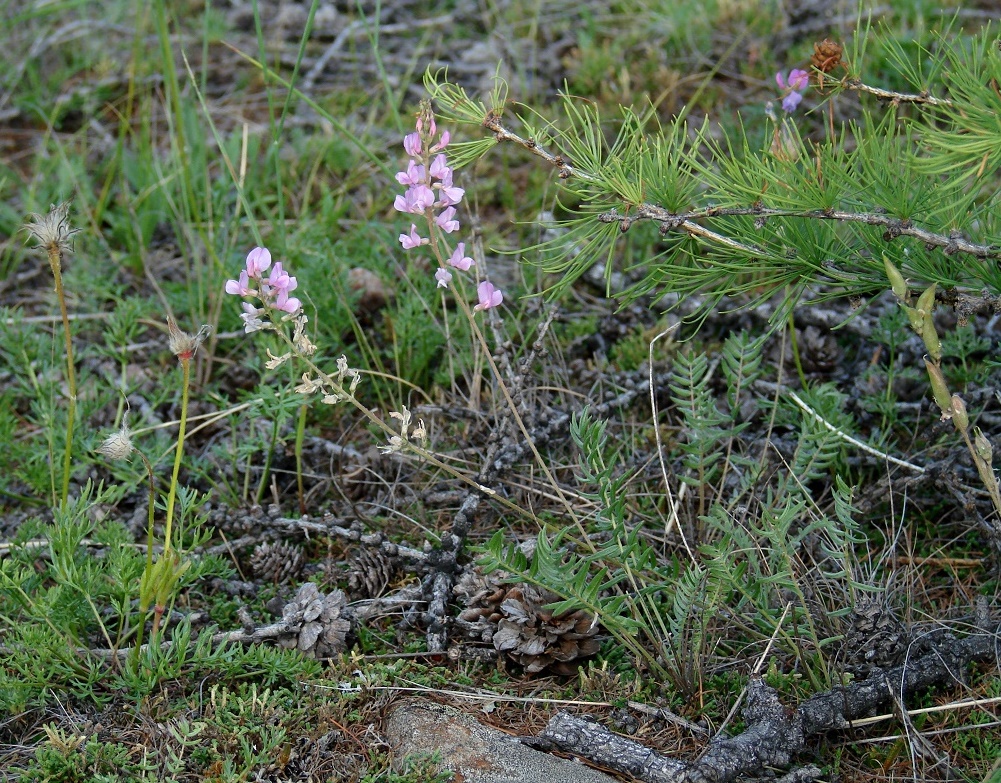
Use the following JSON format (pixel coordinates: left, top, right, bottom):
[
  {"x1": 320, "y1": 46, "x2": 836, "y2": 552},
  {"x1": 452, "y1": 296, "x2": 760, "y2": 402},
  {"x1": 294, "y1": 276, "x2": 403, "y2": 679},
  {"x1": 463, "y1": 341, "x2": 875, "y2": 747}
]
[{"x1": 599, "y1": 205, "x2": 999, "y2": 260}]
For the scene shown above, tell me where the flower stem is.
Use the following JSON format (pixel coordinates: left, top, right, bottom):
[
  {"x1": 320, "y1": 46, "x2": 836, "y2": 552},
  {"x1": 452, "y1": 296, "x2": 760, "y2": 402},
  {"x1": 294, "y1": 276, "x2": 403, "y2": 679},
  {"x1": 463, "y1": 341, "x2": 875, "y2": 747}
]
[
  {"x1": 295, "y1": 403, "x2": 307, "y2": 515},
  {"x1": 132, "y1": 450, "x2": 157, "y2": 666},
  {"x1": 49, "y1": 248, "x2": 77, "y2": 509},
  {"x1": 163, "y1": 357, "x2": 191, "y2": 555}
]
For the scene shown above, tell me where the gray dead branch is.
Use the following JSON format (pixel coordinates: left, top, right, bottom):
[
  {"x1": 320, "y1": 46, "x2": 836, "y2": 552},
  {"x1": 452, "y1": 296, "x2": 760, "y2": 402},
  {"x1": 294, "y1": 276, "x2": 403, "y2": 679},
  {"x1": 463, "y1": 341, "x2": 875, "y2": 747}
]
[{"x1": 538, "y1": 620, "x2": 1001, "y2": 783}]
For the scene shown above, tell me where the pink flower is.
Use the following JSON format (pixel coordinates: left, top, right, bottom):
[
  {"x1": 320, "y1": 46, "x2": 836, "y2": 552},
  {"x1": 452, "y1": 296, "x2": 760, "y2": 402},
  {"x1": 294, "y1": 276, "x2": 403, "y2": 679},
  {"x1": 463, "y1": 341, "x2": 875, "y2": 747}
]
[
  {"x1": 787, "y1": 68, "x2": 809, "y2": 91},
  {"x1": 776, "y1": 69, "x2": 809, "y2": 112},
  {"x1": 435, "y1": 268, "x2": 452, "y2": 288},
  {"x1": 393, "y1": 185, "x2": 436, "y2": 214},
  {"x1": 225, "y1": 269, "x2": 254, "y2": 296},
  {"x1": 429, "y1": 154, "x2": 450, "y2": 180},
  {"x1": 266, "y1": 262, "x2": 297, "y2": 293},
  {"x1": 399, "y1": 224, "x2": 424, "y2": 249},
  {"x1": 275, "y1": 288, "x2": 302, "y2": 314},
  {"x1": 395, "y1": 160, "x2": 426, "y2": 187},
  {"x1": 436, "y1": 206, "x2": 459, "y2": 233},
  {"x1": 404, "y1": 132, "x2": 421, "y2": 157},
  {"x1": 436, "y1": 169, "x2": 464, "y2": 207},
  {"x1": 447, "y1": 243, "x2": 473, "y2": 271},
  {"x1": 430, "y1": 130, "x2": 450, "y2": 153},
  {"x1": 473, "y1": 281, "x2": 503, "y2": 311},
  {"x1": 245, "y1": 246, "x2": 272, "y2": 277}
]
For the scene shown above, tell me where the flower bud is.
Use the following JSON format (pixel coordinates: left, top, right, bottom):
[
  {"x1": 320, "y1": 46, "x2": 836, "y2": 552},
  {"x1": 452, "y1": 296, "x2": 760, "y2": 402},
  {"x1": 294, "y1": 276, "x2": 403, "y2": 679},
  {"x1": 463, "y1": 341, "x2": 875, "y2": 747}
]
[
  {"x1": 921, "y1": 316, "x2": 942, "y2": 362},
  {"x1": 950, "y1": 394, "x2": 969, "y2": 431},
  {"x1": 974, "y1": 428, "x2": 994, "y2": 463},
  {"x1": 883, "y1": 255, "x2": 909, "y2": 301},
  {"x1": 924, "y1": 357, "x2": 952, "y2": 418},
  {"x1": 915, "y1": 283, "x2": 937, "y2": 317}
]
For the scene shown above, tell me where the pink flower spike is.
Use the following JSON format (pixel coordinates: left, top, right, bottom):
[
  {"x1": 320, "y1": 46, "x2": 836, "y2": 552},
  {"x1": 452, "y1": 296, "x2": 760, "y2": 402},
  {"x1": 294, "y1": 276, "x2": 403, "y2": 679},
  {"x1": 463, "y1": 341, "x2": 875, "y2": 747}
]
[
  {"x1": 404, "y1": 132, "x2": 421, "y2": 157},
  {"x1": 436, "y1": 206, "x2": 460, "y2": 233},
  {"x1": 275, "y1": 289, "x2": 302, "y2": 314},
  {"x1": 447, "y1": 243, "x2": 474, "y2": 271},
  {"x1": 473, "y1": 281, "x2": 503, "y2": 311},
  {"x1": 435, "y1": 268, "x2": 452, "y2": 288},
  {"x1": 225, "y1": 270, "x2": 254, "y2": 297},
  {"x1": 245, "y1": 246, "x2": 272, "y2": 277},
  {"x1": 775, "y1": 71, "x2": 788, "y2": 90},
  {"x1": 399, "y1": 224, "x2": 424, "y2": 249}
]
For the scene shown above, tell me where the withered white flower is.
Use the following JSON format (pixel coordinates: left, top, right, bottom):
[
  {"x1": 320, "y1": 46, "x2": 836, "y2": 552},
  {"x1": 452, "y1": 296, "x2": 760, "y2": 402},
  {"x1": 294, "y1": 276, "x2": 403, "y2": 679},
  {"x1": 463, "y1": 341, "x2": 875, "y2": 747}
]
[
  {"x1": 265, "y1": 349, "x2": 291, "y2": 370},
  {"x1": 292, "y1": 315, "x2": 316, "y2": 356},
  {"x1": 295, "y1": 373, "x2": 324, "y2": 395}
]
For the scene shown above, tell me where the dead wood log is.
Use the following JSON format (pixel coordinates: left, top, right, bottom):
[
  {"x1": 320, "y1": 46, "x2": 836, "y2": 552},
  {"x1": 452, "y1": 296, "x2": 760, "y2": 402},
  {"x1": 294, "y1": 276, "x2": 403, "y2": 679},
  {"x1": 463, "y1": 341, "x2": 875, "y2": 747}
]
[{"x1": 539, "y1": 621, "x2": 1001, "y2": 783}]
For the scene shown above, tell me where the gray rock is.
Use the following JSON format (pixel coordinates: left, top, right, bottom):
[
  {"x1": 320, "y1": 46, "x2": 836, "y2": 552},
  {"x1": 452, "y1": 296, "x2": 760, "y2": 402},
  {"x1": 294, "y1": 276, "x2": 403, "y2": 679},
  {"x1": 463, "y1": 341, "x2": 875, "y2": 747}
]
[{"x1": 385, "y1": 699, "x2": 618, "y2": 783}]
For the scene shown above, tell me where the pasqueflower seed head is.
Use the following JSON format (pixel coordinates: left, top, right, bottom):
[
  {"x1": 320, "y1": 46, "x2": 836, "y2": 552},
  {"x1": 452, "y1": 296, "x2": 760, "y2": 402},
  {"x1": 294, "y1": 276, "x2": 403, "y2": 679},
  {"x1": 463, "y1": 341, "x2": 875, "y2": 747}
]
[
  {"x1": 167, "y1": 317, "x2": 211, "y2": 361},
  {"x1": 23, "y1": 201, "x2": 78, "y2": 258},
  {"x1": 98, "y1": 416, "x2": 134, "y2": 460}
]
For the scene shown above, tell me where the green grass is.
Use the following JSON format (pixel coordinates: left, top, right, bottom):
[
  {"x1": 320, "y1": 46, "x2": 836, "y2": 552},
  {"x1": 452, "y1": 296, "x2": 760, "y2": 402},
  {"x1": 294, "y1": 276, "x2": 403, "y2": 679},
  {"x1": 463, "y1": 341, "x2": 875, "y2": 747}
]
[{"x1": 2, "y1": 0, "x2": 1001, "y2": 780}]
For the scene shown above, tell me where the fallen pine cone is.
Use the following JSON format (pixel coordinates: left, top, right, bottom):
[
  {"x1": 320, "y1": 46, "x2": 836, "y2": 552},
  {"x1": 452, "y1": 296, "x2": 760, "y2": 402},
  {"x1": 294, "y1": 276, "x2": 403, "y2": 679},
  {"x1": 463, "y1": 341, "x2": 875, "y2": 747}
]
[
  {"x1": 277, "y1": 582, "x2": 351, "y2": 658},
  {"x1": 455, "y1": 568, "x2": 601, "y2": 674}
]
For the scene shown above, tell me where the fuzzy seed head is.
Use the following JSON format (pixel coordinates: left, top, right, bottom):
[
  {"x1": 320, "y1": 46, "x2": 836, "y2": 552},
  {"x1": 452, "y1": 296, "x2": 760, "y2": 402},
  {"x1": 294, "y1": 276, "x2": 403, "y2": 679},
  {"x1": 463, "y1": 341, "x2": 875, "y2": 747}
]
[
  {"x1": 167, "y1": 318, "x2": 211, "y2": 361},
  {"x1": 98, "y1": 419, "x2": 134, "y2": 460},
  {"x1": 23, "y1": 202, "x2": 77, "y2": 258}
]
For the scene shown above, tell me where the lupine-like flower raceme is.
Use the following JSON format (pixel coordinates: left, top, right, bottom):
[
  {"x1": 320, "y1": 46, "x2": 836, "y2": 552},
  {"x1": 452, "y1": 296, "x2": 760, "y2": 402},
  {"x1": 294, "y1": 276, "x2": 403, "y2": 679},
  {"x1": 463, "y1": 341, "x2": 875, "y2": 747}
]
[
  {"x1": 225, "y1": 246, "x2": 302, "y2": 332},
  {"x1": 393, "y1": 106, "x2": 503, "y2": 311},
  {"x1": 225, "y1": 246, "x2": 361, "y2": 406},
  {"x1": 776, "y1": 68, "x2": 810, "y2": 112}
]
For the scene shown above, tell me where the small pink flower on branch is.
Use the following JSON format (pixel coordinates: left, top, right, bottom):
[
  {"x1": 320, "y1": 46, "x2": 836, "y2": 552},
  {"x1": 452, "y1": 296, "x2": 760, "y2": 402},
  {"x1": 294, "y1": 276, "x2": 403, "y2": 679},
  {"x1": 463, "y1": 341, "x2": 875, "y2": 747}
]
[
  {"x1": 776, "y1": 68, "x2": 810, "y2": 112},
  {"x1": 395, "y1": 160, "x2": 425, "y2": 186},
  {"x1": 404, "y1": 132, "x2": 421, "y2": 157},
  {"x1": 435, "y1": 268, "x2": 452, "y2": 288},
  {"x1": 473, "y1": 281, "x2": 503, "y2": 311},
  {"x1": 447, "y1": 243, "x2": 474, "y2": 271},
  {"x1": 245, "y1": 246, "x2": 272, "y2": 277},
  {"x1": 225, "y1": 270, "x2": 255, "y2": 296},
  {"x1": 436, "y1": 207, "x2": 460, "y2": 233},
  {"x1": 394, "y1": 185, "x2": 436, "y2": 214},
  {"x1": 399, "y1": 225, "x2": 425, "y2": 249}
]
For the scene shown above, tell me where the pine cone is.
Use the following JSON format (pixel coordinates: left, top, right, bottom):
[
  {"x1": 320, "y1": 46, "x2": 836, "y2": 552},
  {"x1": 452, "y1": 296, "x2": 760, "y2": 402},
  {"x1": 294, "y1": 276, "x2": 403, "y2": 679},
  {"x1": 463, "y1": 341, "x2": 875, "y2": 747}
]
[
  {"x1": 455, "y1": 569, "x2": 600, "y2": 674},
  {"x1": 454, "y1": 568, "x2": 508, "y2": 643},
  {"x1": 277, "y1": 582, "x2": 351, "y2": 658},
  {"x1": 495, "y1": 585, "x2": 601, "y2": 674},
  {"x1": 250, "y1": 541, "x2": 305, "y2": 583},
  {"x1": 346, "y1": 548, "x2": 395, "y2": 599},
  {"x1": 841, "y1": 595, "x2": 908, "y2": 671}
]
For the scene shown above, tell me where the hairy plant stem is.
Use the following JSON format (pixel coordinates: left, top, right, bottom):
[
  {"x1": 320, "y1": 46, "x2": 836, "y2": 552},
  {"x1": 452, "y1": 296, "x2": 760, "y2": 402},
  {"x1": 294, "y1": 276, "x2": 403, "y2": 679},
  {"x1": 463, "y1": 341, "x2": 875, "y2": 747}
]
[
  {"x1": 132, "y1": 450, "x2": 157, "y2": 667},
  {"x1": 48, "y1": 248, "x2": 77, "y2": 509},
  {"x1": 295, "y1": 403, "x2": 307, "y2": 515},
  {"x1": 163, "y1": 357, "x2": 190, "y2": 556}
]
